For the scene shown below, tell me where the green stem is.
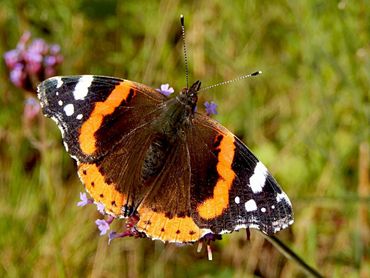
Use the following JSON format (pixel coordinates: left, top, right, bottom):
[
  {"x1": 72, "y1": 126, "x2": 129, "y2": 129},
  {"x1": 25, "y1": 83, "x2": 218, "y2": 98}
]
[{"x1": 261, "y1": 233, "x2": 324, "y2": 278}]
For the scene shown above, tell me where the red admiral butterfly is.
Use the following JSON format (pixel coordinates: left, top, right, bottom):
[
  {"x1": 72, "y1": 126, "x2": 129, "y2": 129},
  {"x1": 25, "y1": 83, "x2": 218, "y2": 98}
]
[{"x1": 37, "y1": 16, "x2": 293, "y2": 246}]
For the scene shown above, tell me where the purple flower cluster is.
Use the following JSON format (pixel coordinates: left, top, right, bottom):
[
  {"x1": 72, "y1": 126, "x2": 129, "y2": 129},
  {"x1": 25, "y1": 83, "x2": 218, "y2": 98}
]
[
  {"x1": 77, "y1": 192, "x2": 113, "y2": 235},
  {"x1": 3, "y1": 31, "x2": 63, "y2": 91}
]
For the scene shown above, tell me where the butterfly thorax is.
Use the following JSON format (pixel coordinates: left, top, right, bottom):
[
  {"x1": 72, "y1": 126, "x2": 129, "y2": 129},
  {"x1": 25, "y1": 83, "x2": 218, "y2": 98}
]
[
  {"x1": 141, "y1": 81, "x2": 201, "y2": 181},
  {"x1": 151, "y1": 80, "x2": 201, "y2": 140}
]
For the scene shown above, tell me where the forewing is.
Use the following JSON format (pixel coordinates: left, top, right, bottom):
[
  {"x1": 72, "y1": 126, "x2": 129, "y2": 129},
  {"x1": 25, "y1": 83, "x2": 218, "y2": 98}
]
[{"x1": 37, "y1": 75, "x2": 166, "y2": 162}]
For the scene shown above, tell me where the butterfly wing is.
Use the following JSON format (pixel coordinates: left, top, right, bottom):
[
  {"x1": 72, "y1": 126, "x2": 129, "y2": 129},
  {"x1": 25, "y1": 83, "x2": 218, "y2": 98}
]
[
  {"x1": 186, "y1": 113, "x2": 294, "y2": 235},
  {"x1": 37, "y1": 75, "x2": 168, "y2": 215},
  {"x1": 37, "y1": 75, "x2": 166, "y2": 161}
]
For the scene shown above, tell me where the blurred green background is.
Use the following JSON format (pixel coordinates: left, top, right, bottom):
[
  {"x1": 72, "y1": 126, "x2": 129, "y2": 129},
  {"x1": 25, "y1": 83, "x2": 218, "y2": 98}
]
[{"x1": 0, "y1": 0, "x2": 369, "y2": 277}]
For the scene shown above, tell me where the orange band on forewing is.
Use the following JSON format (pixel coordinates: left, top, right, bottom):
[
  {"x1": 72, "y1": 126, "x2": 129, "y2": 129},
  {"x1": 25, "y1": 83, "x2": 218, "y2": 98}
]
[
  {"x1": 136, "y1": 207, "x2": 203, "y2": 243},
  {"x1": 79, "y1": 163, "x2": 126, "y2": 216},
  {"x1": 79, "y1": 81, "x2": 134, "y2": 155},
  {"x1": 197, "y1": 133, "x2": 236, "y2": 219}
]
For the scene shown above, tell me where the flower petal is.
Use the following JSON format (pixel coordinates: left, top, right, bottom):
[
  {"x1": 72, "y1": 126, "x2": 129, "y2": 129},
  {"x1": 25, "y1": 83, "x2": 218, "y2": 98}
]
[{"x1": 95, "y1": 219, "x2": 110, "y2": 235}]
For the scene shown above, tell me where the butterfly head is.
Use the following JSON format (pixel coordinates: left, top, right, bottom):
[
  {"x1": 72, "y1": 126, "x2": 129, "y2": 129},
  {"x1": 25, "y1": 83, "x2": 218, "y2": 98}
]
[{"x1": 178, "y1": 80, "x2": 201, "y2": 113}]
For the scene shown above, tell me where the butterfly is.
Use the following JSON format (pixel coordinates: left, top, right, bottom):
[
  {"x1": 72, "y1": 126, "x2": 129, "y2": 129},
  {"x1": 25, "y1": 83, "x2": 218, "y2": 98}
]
[{"x1": 37, "y1": 74, "x2": 294, "y2": 244}]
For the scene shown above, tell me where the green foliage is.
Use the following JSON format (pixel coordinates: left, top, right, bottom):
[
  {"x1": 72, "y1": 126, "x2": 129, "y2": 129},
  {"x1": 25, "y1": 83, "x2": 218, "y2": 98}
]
[{"x1": 0, "y1": 0, "x2": 369, "y2": 277}]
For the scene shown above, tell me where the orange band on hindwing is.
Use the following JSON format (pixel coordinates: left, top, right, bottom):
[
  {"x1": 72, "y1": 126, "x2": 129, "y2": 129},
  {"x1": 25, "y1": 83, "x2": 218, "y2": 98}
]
[
  {"x1": 197, "y1": 133, "x2": 236, "y2": 219},
  {"x1": 79, "y1": 81, "x2": 135, "y2": 155},
  {"x1": 136, "y1": 207, "x2": 204, "y2": 243},
  {"x1": 78, "y1": 163, "x2": 126, "y2": 215}
]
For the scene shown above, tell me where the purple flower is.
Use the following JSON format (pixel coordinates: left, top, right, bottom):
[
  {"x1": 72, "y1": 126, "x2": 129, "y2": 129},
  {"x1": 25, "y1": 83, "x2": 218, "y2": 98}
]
[
  {"x1": 28, "y1": 39, "x2": 48, "y2": 55},
  {"x1": 49, "y1": 44, "x2": 61, "y2": 54},
  {"x1": 204, "y1": 101, "x2": 218, "y2": 116},
  {"x1": 4, "y1": 32, "x2": 63, "y2": 91},
  {"x1": 23, "y1": 97, "x2": 41, "y2": 121},
  {"x1": 95, "y1": 219, "x2": 110, "y2": 235},
  {"x1": 10, "y1": 63, "x2": 26, "y2": 88},
  {"x1": 96, "y1": 202, "x2": 105, "y2": 215},
  {"x1": 77, "y1": 192, "x2": 93, "y2": 207},
  {"x1": 156, "y1": 84, "x2": 174, "y2": 96},
  {"x1": 24, "y1": 51, "x2": 43, "y2": 74},
  {"x1": 4, "y1": 49, "x2": 20, "y2": 69},
  {"x1": 44, "y1": 55, "x2": 57, "y2": 67}
]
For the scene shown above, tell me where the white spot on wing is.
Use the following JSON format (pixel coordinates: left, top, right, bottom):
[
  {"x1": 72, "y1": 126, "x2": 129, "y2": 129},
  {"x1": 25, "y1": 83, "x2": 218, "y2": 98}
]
[
  {"x1": 76, "y1": 114, "x2": 83, "y2": 120},
  {"x1": 261, "y1": 207, "x2": 266, "y2": 213},
  {"x1": 249, "y1": 162, "x2": 268, "y2": 193},
  {"x1": 276, "y1": 192, "x2": 292, "y2": 206},
  {"x1": 64, "y1": 104, "x2": 74, "y2": 116},
  {"x1": 234, "y1": 196, "x2": 240, "y2": 204},
  {"x1": 245, "y1": 199, "x2": 257, "y2": 212},
  {"x1": 73, "y1": 76, "x2": 93, "y2": 100},
  {"x1": 233, "y1": 223, "x2": 260, "y2": 231},
  {"x1": 58, "y1": 100, "x2": 63, "y2": 106},
  {"x1": 55, "y1": 77, "x2": 63, "y2": 88}
]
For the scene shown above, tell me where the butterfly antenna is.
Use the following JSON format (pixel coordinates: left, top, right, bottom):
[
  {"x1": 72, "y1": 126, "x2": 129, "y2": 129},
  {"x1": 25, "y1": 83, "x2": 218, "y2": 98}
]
[
  {"x1": 199, "y1": 70, "x2": 262, "y2": 92},
  {"x1": 180, "y1": 14, "x2": 189, "y2": 89}
]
